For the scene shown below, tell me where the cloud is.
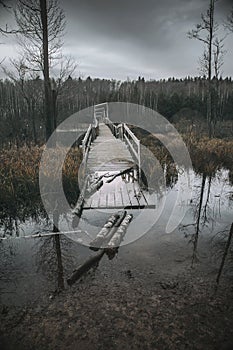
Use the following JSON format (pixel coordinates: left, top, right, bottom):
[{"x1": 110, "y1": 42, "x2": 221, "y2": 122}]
[{"x1": 0, "y1": 0, "x2": 232, "y2": 79}]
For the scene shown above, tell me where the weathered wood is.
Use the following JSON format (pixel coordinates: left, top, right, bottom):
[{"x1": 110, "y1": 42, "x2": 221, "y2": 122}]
[
  {"x1": 90, "y1": 211, "x2": 127, "y2": 250},
  {"x1": 105, "y1": 214, "x2": 133, "y2": 259},
  {"x1": 86, "y1": 124, "x2": 134, "y2": 173},
  {"x1": 99, "y1": 211, "x2": 126, "y2": 247},
  {"x1": 72, "y1": 176, "x2": 89, "y2": 228},
  {"x1": 80, "y1": 121, "x2": 156, "y2": 210},
  {"x1": 89, "y1": 213, "x2": 120, "y2": 250},
  {"x1": 86, "y1": 178, "x2": 103, "y2": 197},
  {"x1": 67, "y1": 250, "x2": 105, "y2": 286},
  {"x1": 106, "y1": 166, "x2": 134, "y2": 183}
]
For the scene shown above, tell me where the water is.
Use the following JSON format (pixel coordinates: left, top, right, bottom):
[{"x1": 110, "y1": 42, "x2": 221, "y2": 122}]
[{"x1": 0, "y1": 169, "x2": 232, "y2": 306}]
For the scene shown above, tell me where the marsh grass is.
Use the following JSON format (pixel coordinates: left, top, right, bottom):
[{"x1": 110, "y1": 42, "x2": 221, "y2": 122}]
[
  {"x1": 137, "y1": 127, "x2": 233, "y2": 180},
  {"x1": 0, "y1": 130, "x2": 232, "y2": 221},
  {"x1": 0, "y1": 145, "x2": 83, "y2": 222}
]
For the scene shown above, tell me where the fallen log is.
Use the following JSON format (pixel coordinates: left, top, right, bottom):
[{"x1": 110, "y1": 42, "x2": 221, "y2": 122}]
[
  {"x1": 106, "y1": 166, "x2": 134, "y2": 183},
  {"x1": 89, "y1": 212, "x2": 121, "y2": 251},
  {"x1": 105, "y1": 214, "x2": 133, "y2": 259},
  {"x1": 99, "y1": 211, "x2": 127, "y2": 248},
  {"x1": 89, "y1": 211, "x2": 127, "y2": 251},
  {"x1": 67, "y1": 250, "x2": 105, "y2": 286}
]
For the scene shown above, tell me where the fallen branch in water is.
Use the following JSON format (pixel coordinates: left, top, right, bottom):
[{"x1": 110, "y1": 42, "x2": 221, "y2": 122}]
[
  {"x1": 67, "y1": 250, "x2": 105, "y2": 286},
  {"x1": 0, "y1": 229, "x2": 89, "y2": 240}
]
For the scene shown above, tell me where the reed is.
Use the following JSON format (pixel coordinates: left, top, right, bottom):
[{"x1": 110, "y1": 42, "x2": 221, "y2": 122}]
[{"x1": 0, "y1": 145, "x2": 83, "y2": 218}]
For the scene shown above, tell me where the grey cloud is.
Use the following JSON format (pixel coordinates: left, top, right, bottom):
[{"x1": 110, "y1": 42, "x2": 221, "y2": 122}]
[{"x1": 0, "y1": 0, "x2": 232, "y2": 79}]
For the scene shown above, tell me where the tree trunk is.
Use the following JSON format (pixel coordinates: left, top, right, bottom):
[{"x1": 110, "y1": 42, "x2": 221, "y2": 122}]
[{"x1": 40, "y1": 0, "x2": 52, "y2": 141}]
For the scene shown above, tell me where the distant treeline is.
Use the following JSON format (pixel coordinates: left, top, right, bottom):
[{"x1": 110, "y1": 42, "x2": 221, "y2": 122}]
[{"x1": 0, "y1": 75, "x2": 233, "y2": 145}]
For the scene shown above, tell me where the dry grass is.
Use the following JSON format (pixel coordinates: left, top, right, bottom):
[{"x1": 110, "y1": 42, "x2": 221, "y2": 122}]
[
  {"x1": 184, "y1": 134, "x2": 233, "y2": 176},
  {"x1": 137, "y1": 127, "x2": 233, "y2": 187},
  {"x1": 0, "y1": 145, "x2": 83, "y2": 216}
]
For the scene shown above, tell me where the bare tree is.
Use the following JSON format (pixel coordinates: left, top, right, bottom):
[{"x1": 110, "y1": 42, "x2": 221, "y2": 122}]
[
  {"x1": 1, "y1": 57, "x2": 44, "y2": 143},
  {"x1": 213, "y1": 37, "x2": 226, "y2": 78},
  {"x1": 14, "y1": 0, "x2": 66, "y2": 140},
  {"x1": 187, "y1": 0, "x2": 225, "y2": 137}
]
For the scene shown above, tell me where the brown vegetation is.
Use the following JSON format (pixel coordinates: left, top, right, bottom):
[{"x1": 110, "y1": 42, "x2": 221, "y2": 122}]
[{"x1": 0, "y1": 145, "x2": 83, "y2": 216}]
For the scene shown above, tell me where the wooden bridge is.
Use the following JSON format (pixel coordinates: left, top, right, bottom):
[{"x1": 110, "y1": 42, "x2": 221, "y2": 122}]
[{"x1": 73, "y1": 103, "x2": 155, "y2": 215}]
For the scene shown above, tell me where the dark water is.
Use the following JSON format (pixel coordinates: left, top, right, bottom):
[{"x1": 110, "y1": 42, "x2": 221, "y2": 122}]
[{"x1": 0, "y1": 169, "x2": 232, "y2": 306}]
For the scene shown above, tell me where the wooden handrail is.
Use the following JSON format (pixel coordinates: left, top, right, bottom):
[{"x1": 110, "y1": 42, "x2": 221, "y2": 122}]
[
  {"x1": 82, "y1": 124, "x2": 92, "y2": 155},
  {"x1": 122, "y1": 123, "x2": 141, "y2": 178},
  {"x1": 106, "y1": 120, "x2": 141, "y2": 179}
]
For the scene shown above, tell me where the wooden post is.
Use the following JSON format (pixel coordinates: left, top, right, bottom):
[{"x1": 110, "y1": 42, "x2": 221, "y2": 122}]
[
  {"x1": 106, "y1": 102, "x2": 109, "y2": 120},
  {"x1": 138, "y1": 140, "x2": 141, "y2": 182}
]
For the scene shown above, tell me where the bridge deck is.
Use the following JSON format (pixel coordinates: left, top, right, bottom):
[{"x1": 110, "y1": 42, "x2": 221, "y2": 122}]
[
  {"x1": 86, "y1": 123, "x2": 134, "y2": 173},
  {"x1": 82, "y1": 123, "x2": 155, "y2": 210}
]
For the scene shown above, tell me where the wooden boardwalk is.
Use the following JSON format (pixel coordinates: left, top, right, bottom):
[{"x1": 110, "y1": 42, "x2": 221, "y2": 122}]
[
  {"x1": 81, "y1": 123, "x2": 155, "y2": 210},
  {"x1": 86, "y1": 123, "x2": 134, "y2": 173}
]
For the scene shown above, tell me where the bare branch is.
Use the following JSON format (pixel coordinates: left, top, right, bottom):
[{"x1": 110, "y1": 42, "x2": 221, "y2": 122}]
[{"x1": 224, "y1": 7, "x2": 233, "y2": 32}]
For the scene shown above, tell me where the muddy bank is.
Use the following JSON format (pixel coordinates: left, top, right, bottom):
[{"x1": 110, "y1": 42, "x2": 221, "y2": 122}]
[{"x1": 1, "y1": 233, "x2": 233, "y2": 350}]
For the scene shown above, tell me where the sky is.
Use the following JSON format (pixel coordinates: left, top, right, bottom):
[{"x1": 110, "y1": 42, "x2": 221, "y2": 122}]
[{"x1": 0, "y1": 0, "x2": 233, "y2": 80}]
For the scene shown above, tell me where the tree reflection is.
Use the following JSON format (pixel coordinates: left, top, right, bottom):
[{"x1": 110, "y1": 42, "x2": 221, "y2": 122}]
[{"x1": 191, "y1": 173, "x2": 207, "y2": 266}]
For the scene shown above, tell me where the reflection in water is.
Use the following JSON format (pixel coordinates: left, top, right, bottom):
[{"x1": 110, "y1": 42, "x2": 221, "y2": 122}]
[
  {"x1": 179, "y1": 170, "x2": 232, "y2": 269},
  {"x1": 203, "y1": 175, "x2": 212, "y2": 223},
  {"x1": 0, "y1": 168, "x2": 232, "y2": 305},
  {"x1": 36, "y1": 233, "x2": 75, "y2": 293},
  {"x1": 216, "y1": 223, "x2": 233, "y2": 285},
  {"x1": 54, "y1": 235, "x2": 65, "y2": 290},
  {"x1": 192, "y1": 173, "x2": 207, "y2": 266}
]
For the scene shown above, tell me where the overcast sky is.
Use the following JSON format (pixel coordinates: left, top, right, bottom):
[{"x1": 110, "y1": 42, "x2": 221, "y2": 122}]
[{"x1": 0, "y1": 0, "x2": 233, "y2": 80}]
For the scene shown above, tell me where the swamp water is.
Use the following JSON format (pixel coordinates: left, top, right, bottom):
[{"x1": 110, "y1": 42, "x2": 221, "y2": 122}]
[{"x1": 0, "y1": 168, "x2": 232, "y2": 306}]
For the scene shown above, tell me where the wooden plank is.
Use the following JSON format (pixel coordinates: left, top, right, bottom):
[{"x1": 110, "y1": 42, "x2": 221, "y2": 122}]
[
  {"x1": 121, "y1": 183, "x2": 132, "y2": 208},
  {"x1": 90, "y1": 192, "x2": 100, "y2": 208},
  {"x1": 119, "y1": 186, "x2": 125, "y2": 207},
  {"x1": 114, "y1": 188, "x2": 123, "y2": 207},
  {"x1": 86, "y1": 124, "x2": 134, "y2": 174},
  {"x1": 98, "y1": 191, "x2": 107, "y2": 208},
  {"x1": 81, "y1": 122, "x2": 157, "y2": 210},
  {"x1": 107, "y1": 192, "x2": 115, "y2": 208},
  {"x1": 126, "y1": 182, "x2": 139, "y2": 207}
]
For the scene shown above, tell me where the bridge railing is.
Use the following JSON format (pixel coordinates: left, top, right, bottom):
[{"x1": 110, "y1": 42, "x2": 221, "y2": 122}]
[
  {"x1": 82, "y1": 124, "x2": 92, "y2": 157},
  {"x1": 94, "y1": 102, "x2": 109, "y2": 124},
  {"x1": 82, "y1": 123, "x2": 98, "y2": 174},
  {"x1": 105, "y1": 119, "x2": 141, "y2": 180},
  {"x1": 106, "y1": 119, "x2": 121, "y2": 138},
  {"x1": 122, "y1": 123, "x2": 141, "y2": 179}
]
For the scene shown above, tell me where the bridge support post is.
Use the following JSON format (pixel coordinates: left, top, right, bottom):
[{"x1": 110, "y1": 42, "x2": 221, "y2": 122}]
[{"x1": 138, "y1": 140, "x2": 141, "y2": 183}]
